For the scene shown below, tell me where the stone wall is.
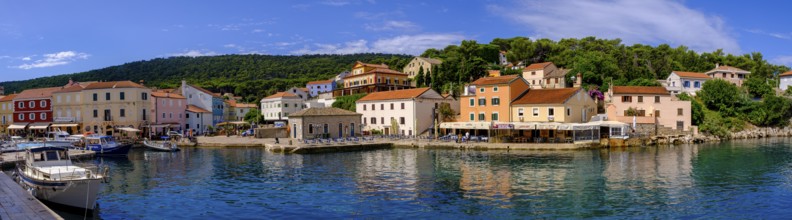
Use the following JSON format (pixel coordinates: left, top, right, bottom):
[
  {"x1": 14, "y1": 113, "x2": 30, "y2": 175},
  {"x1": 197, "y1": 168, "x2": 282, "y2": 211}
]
[{"x1": 255, "y1": 127, "x2": 287, "y2": 138}]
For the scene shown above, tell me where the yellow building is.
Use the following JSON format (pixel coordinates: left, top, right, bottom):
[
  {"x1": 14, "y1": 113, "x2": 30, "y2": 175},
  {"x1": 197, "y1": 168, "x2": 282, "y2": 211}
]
[
  {"x1": 0, "y1": 94, "x2": 16, "y2": 135},
  {"x1": 510, "y1": 88, "x2": 596, "y2": 123},
  {"x1": 334, "y1": 61, "x2": 412, "y2": 97},
  {"x1": 402, "y1": 57, "x2": 442, "y2": 85},
  {"x1": 79, "y1": 81, "x2": 152, "y2": 135},
  {"x1": 52, "y1": 83, "x2": 93, "y2": 134}
]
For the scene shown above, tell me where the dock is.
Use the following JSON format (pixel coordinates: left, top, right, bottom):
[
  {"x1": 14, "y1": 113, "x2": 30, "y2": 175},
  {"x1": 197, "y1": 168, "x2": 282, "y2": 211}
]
[{"x1": 0, "y1": 173, "x2": 62, "y2": 220}]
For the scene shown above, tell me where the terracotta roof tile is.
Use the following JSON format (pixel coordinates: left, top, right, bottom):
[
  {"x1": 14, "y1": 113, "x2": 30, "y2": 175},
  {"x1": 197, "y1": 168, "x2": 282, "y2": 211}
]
[
  {"x1": 0, "y1": 94, "x2": 17, "y2": 102},
  {"x1": 15, "y1": 87, "x2": 62, "y2": 100},
  {"x1": 343, "y1": 68, "x2": 407, "y2": 79},
  {"x1": 307, "y1": 79, "x2": 335, "y2": 85},
  {"x1": 612, "y1": 86, "x2": 668, "y2": 95},
  {"x1": 470, "y1": 75, "x2": 520, "y2": 86},
  {"x1": 186, "y1": 105, "x2": 211, "y2": 113},
  {"x1": 357, "y1": 88, "x2": 431, "y2": 102},
  {"x1": 354, "y1": 61, "x2": 389, "y2": 69},
  {"x1": 262, "y1": 92, "x2": 300, "y2": 100},
  {"x1": 673, "y1": 71, "x2": 710, "y2": 79},
  {"x1": 779, "y1": 71, "x2": 792, "y2": 77},
  {"x1": 235, "y1": 103, "x2": 257, "y2": 108},
  {"x1": 289, "y1": 107, "x2": 361, "y2": 117},
  {"x1": 524, "y1": 62, "x2": 553, "y2": 71},
  {"x1": 512, "y1": 88, "x2": 581, "y2": 105},
  {"x1": 416, "y1": 57, "x2": 442, "y2": 65},
  {"x1": 151, "y1": 92, "x2": 186, "y2": 99},
  {"x1": 83, "y1": 81, "x2": 146, "y2": 90},
  {"x1": 706, "y1": 65, "x2": 750, "y2": 74}
]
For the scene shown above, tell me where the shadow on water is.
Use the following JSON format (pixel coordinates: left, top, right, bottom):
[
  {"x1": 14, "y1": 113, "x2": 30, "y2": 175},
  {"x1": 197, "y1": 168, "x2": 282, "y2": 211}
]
[{"x1": 19, "y1": 138, "x2": 792, "y2": 219}]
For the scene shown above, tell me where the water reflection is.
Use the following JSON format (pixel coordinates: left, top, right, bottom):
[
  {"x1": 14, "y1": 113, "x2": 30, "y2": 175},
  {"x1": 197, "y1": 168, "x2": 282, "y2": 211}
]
[{"x1": 42, "y1": 138, "x2": 792, "y2": 219}]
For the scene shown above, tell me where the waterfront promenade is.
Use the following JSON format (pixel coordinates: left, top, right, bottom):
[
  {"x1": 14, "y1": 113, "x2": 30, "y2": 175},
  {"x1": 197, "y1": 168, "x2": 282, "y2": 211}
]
[{"x1": 0, "y1": 173, "x2": 62, "y2": 220}]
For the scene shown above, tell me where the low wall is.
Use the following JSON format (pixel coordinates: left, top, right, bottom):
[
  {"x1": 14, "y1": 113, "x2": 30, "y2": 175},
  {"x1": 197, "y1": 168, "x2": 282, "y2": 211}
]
[{"x1": 255, "y1": 128, "x2": 287, "y2": 138}]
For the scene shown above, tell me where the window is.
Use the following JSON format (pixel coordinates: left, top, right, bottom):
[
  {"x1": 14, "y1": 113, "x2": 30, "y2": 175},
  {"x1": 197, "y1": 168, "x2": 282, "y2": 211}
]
[
  {"x1": 478, "y1": 113, "x2": 485, "y2": 121},
  {"x1": 371, "y1": 117, "x2": 376, "y2": 124},
  {"x1": 399, "y1": 117, "x2": 405, "y2": 125},
  {"x1": 518, "y1": 108, "x2": 524, "y2": 117},
  {"x1": 105, "y1": 92, "x2": 111, "y2": 101},
  {"x1": 57, "y1": 96, "x2": 61, "y2": 103},
  {"x1": 29, "y1": 113, "x2": 34, "y2": 120},
  {"x1": 637, "y1": 96, "x2": 643, "y2": 103},
  {"x1": 401, "y1": 103, "x2": 405, "y2": 109},
  {"x1": 478, "y1": 98, "x2": 486, "y2": 106},
  {"x1": 655, "y1": 96, "x2": 660, "y2": 103},
  {"x1": 120, "y1": 109, "x2": 126, "y2": 117},
  {"x1": 29, "y1": 101, "x2": 35, "y2": 108},
  {"x1": 469, "y1": 98, "x2": 475, "y2": 107},
  {"x1": 567, "y1": 108, "x2": 571, "y2": 116},
  {"x1": 19, "y1": 114, "x2": 24, "y2": 121},
  {"x1": 381, "y1": 117, "x2": 384, "y2": 125},
  {"x1": 93, "y1": 93, "x2": 98, "y2": 101},
  {"x1": 390, "y1": 103, "x2": 394, "y2": 110},
  {"x1": 285, "y1": 103, "x2": 289, "y2": 108},
  {"x1": 186, "y1": 113, "x2": 190, "y2": 118},
  {"x1": 479, "y1": 88, "x2": 485, "y2": 93},
  {"x1": 324, "y1": 124, "x2": 329, "y2": 133},
  {"x1": 491, "y1": 113, "x2": 499, "y2": 121},
  {"x1": 41, "y1": 113, "x2": 46, "y2": 120},
  {"x1": 493, "y1": 86, "x2": 498, "y2": 92},
  {"x1": 548, "y1": 108, "x2": 555, "y2": 116},
  {"x1": 18, "y1": 102, "x2": 24, "y2": 109},
  {"x1": 694, "y1": 81, "x2": 701, "y2": 88},
  {"x1": 93, "y1": 110, "x2": 98, "y2": 118},
  {"x1": 141, "y1": 93, "x2": 148, "y2": 100},
  {"x1": 533, "y1": 108, "x2": 539, "y2": 116},
  {"x1": 683, "y1": 81, "x2": 690, "y2": 88},
  {"x1": 120, "y1": 92, "x2": 125, "y2": 100},
  {"x1": 380, "y1": 104, "x2": 384, "y2": 110},
  {"x1": 677, "y1": 108, "x2": 683, "y2": 116},
  {"x1": 655, "y1": 110, "x2": 660, "y2": 117},
  {"x1": 531, "y1": 71, "x2": 536, "y2": 75},
  {"x1": 142, "y1": 109, "x2": 147, "y2": 120},
  {"x1": 469, "y1": 113, "x2": 474, "y2": 121},
  {"x1": 621, "y1": 96, "x2": 632, "y2": 103},
  {"x1": 371, "y1": 104, "x2": 375, "y2": 110},
  {"x1": 363, "y1": 105, "x2": 367, "y2": 111},
  {"x1": 491, "y1": 97, "x2": 500, "y2": 106},
  {"x1": 162, "y1": 113, "x2": 166, "y2": 118}
]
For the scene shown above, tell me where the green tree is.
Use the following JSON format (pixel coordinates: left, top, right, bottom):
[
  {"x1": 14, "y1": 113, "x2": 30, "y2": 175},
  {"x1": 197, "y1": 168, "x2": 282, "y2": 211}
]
[
  {"x1": 415, "y1": 67, "x2": 425, "y2": 87},
  {"x1": 743, "y1": 76, "x2": 774, "y2": 98},
  {"x1": 676, "y1": 93, "x2": 704, "y2": 125},
  {"x1": 243, "y1": 109, "x2": 263, "y2": 123},
  {"x1": 698, "y1": 79, "x2": 746, "y2": 117},
  {"x1": 331, "y1": 93, "x2": 366, "y2": 111}
]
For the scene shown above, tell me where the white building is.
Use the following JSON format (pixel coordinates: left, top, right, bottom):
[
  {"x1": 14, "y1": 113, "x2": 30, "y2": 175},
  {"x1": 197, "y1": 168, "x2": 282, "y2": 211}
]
[
  {"x1": 185, "y1": 105, "x2": 212, "y2": 134},
  {"x1": 665, "y1": 71, "x2": 711, "y2": 96},
  {"x1": 177, "y1": 80, "x2": 219, "y2": 124},
  {"x1": 780, "y1": 71, "x2": 792, "y2": 91},
  {"x1": 356, "y1": 88, "x2": 459, "y2": 136},
  {"x1": 260, "y1": 92, "x2": 305, "y2": 122},
  {"x1": 286, "y1": 87, "x2": 310, "y2": 100}
]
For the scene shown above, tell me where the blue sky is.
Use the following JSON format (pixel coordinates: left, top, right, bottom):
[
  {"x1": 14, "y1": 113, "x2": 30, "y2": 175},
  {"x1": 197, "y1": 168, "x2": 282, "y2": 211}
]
[{"x1": 1, "y1": 0, "x2": 791, "y2": 82}]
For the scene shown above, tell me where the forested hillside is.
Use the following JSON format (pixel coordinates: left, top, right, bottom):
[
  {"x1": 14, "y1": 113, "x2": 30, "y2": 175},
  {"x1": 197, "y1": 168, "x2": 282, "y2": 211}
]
[{"x1": 0, "y1": 54, "x2": 411, "y2": 102}]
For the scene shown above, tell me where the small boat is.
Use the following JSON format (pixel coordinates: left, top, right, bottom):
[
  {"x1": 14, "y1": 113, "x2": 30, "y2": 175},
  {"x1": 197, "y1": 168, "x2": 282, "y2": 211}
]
[
  {"x1": 143, "y1": 138, "x2": 180, "y2": 152},
  {"x1": 15, "y1": 146, "x2": 106, "y2": 211},
  {"x1": 84, "y1": 135, "x2": 132, "y2": 156}
]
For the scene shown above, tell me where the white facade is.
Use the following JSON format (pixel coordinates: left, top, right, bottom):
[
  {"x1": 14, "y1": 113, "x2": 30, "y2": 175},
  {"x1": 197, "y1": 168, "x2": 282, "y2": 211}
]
[
  {"x1": 781, "y1": 74, "x2": 792, "y2": 91},
  {"x1": 665, "y1": 72, "x2": 710, "y2": 96},
  {"x1": 287, "y1": 87, "x2": 310, "y2": 100},
  {"x1": 260, "y1": 96, "x2": 305, "y2": 121},
  {"x1": 185, "y1": 111, "x2": 212, "y2": 134},
  {"x1": 356, "y1": 90, "x2": 458, "y2": 136},
  {"x1": 180, "y1": 81, "x2": 214, "y2": 116}
]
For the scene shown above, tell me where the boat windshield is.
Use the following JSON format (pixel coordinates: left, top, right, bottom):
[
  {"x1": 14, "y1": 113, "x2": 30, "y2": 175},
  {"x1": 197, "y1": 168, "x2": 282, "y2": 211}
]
[
  {"x1": 34, "y1": 150, "x2": 66, "y2": 161},
  {"x1": 87, "y1": 138, "x2": 101, "y2": 145}
]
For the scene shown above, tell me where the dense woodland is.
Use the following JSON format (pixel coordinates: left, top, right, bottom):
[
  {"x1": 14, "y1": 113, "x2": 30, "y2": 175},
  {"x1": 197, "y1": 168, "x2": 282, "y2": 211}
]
[
  {"x1": 0, "y1": 54, "x2": 411, "y2": 103},
  {"x1": 4, "y1": 36, "x2": 792, "y2": 137}
]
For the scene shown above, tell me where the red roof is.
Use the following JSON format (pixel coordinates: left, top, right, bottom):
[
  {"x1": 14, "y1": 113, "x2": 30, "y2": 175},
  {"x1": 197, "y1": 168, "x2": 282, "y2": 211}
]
[
  {"x1": 523, "y1": 62, "x2": 553, "y2": 71},
  {"x1": 307, "y1": 79, "x2": 335, "y2": 85},
  {"x1": 186, "y1": 105, "x2": 211, "y2": 113},
  {"x1": 707, "y1": 65, "x2": 750, "y2": 73},
  {"x1": 15, "y1": 87, "x2": 62, "y2": 100},
  {"x1": 612, "y1": 86, "x2": 668, "y2": 95},
  {"x1": 470, "y1": 75, "x2": 520, "y2": 86},
  {"x1": 512, "y1": 88, "x2": 581, "y2": 105},
  {"x1": 83, "y1": 81, "x2": 145, "y2": 90},
  {"x1": 151, "y1": 92, "x2": 186, "y2": 99},
  {"x1": 779, "y1": 71, "x2": 792, "y2": 77},
  {"x1": 357, "y1": 88, "x2": 431, "y2": 102},
  {"x1": 353, "y1": 61, "x2": 389, "y2": 69},
  {"x1": 673, "y1": 71, "x2": 710, "y2": 79},
  {"x1": 263, "y1": 92, "x2": 299, "y2": 99},
  {"x1": 0, "y1": 94, "x2": 18, "y2": 102}
]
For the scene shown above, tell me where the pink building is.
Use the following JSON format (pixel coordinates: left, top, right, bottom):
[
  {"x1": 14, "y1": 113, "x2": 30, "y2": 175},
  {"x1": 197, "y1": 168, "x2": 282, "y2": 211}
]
[
  {"x1": 151, "y1": 91, "x2": 186, "y2": 135},
  {"x1": 606, "y1": 86, "x2": 691, "y2": 132}
]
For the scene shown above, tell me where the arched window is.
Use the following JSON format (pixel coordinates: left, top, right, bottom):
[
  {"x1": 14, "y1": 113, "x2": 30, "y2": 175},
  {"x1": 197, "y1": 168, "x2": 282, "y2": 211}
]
[
  {"x1": 40, "y1": 100, "x2": 47, "y2": 108},
  {"x1": 18, "y1": 114, "x2": 24, "y2": 121},
  {"x1": 29, "y1": 113, "x2": 35, "y2": 120},
  {"x1": 29, "y1": 101, "x2": 35, "y2": 108}
]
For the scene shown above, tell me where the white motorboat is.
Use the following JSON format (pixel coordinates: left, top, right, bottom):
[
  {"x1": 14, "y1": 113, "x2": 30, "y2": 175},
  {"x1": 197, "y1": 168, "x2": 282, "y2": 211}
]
[
  {"x1": 143, "y1": 135, "x2": 180, "y2": 152},
  {"x1": 15, "y1": 146, "x2": 107, "y2": 210}
]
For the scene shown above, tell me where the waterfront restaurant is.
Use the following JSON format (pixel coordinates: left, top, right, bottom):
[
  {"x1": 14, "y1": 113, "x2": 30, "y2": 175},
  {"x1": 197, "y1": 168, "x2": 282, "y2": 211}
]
[{"x1": 440, "y1": 121, "x2": 602, "y2": 144}]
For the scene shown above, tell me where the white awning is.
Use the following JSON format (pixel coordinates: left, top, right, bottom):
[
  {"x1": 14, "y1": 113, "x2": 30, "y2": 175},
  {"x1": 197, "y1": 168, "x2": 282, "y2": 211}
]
[
  {"x1": 29, "y1": 123, "x2": 51, "y2": 129},
  {"x1": 118, "y1": 127, "x2": 141, "y2": 132},
  {"x1": 439, "y1": 122, "x2": 491, "y2": 129},
  {"x1": 7, "y1": 123, "x2": 28, "y2": 129},
  {"x1": 51, "y1": 124, "x2": 79, "y2": 127},
  {"x1": 147, "y1": 124, "x2": 172, "y2": 128}
]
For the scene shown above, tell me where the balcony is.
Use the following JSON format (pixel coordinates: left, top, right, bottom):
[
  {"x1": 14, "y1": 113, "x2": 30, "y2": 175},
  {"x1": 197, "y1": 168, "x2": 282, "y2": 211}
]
[
  {"x1": 54, "y1": 117, "x2": 76, "y2": 123},
  {"x1": 547, "y1": 116, "x2": 555, "y2": 122}
]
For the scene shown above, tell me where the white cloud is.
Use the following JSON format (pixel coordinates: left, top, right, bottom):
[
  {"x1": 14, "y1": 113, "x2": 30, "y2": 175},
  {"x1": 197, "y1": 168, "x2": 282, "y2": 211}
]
[
  {"x1": 169, "y1": 50, "x2": 217, "y2": 57},
  {"x1": 16, "y1": 51, "x2": 89, "y2": 70},
  {"x1": 771, "y1": 55, "x2": 792, "y2": 66},
  {"x1": 490, "y1": 0, "x2": 740, "y2": 53},
  {"x1": 364, "y1": 20, "x2": 419, "y2": 32},
  {"x1": 321, "y1": 0, "x2": 351, "y2": 6},
  {"x1": 290, "y1": 34, "x2": 465, "y2": 55},
  {"x1": 745, "y1": 29, "x2": 792, "y2": 40}
]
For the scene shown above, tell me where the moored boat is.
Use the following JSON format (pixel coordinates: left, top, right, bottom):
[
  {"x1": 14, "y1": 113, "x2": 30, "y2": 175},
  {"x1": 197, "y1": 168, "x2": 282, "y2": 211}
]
[
  {"x1": 143, "y1": 139, "x2": 180, "y2": 152},
  {"x1": 85, "y1": 135, "x2": 132, "y2": 156},
  {"x1": 14, "y1": 146, "x2": 106, "y2": 211}
]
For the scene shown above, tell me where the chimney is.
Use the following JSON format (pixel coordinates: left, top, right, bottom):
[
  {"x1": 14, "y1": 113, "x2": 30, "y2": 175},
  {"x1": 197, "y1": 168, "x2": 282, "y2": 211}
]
[
  {"x1": 574, "y1": 73, "x2": 582, "y2": 88},
  {"x1": 715, "y1": 63, "x2": 719, "y2": 68},
  {"x1": 139, "y1": 80, "x2": 145, "y2": 86},
  {"x1": 181, "y1": 80, "x2": 187, "y2": 95}
]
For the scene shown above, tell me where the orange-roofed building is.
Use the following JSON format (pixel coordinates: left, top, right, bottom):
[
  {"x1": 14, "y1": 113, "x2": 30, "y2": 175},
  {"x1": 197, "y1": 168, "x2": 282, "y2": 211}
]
[
  {"x1": 704, "y1": 64, "x2": 750, "y2": 87},
  {"x1": 779, "y1": 71, "x2": 792, "y2": 91},
  {"x1": 0, "y1": 94, "x2": 17, "y2": 134},
  {"x1": 51, "y1": 81, "x2": 95, "y2": 134},
  {"x1": 334, "y1": 61, "x2": 413, "y2": 97},
  {"x1": 260, "y1": 92, "x2": 305, "y2": 122},
  {"x1": 306, "y1": 79, "x2": 336, "y2": 97},
  {"x1": 510, "y1": 88, "x2": 596, "y2": 123},
  {"x1": 460, "y1": 75, "x2": 530, "y2": 123},
  {"x1": 79, "y1": 81, "x2": 152, "y2": 135},
  {"x1": 665, "y1": 71, "x2": 711, "y2": 96},
  {"x1": 522, "y1": 62, "x2": 570, "y2": 89},
  {"x1": 355, "y1": 88, "x2": 458, "y2": 136},
  {"x1": 606, "y1": 86, "x2": 691, "y2": 132},
  {"x1": 13, "y1": 87, "x2": 63, "y2": 132}
]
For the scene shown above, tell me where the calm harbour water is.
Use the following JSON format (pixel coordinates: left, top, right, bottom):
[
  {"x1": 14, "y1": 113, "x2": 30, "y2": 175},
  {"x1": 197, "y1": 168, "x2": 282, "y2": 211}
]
[{"x1": 52, "y1": 138, "x2": 792, "y2": 219}]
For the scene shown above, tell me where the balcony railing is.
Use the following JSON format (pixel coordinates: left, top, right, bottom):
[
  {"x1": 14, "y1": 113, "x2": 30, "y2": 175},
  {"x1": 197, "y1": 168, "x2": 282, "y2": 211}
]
[{"x1": 54, "y1": 117, "x2": 76, "y2": 122}]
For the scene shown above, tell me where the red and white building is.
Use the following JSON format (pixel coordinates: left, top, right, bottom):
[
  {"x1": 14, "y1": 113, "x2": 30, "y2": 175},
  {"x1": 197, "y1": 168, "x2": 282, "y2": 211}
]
[{"x1": 12, "y1": 87, "x2": 62, "y2": 131}]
